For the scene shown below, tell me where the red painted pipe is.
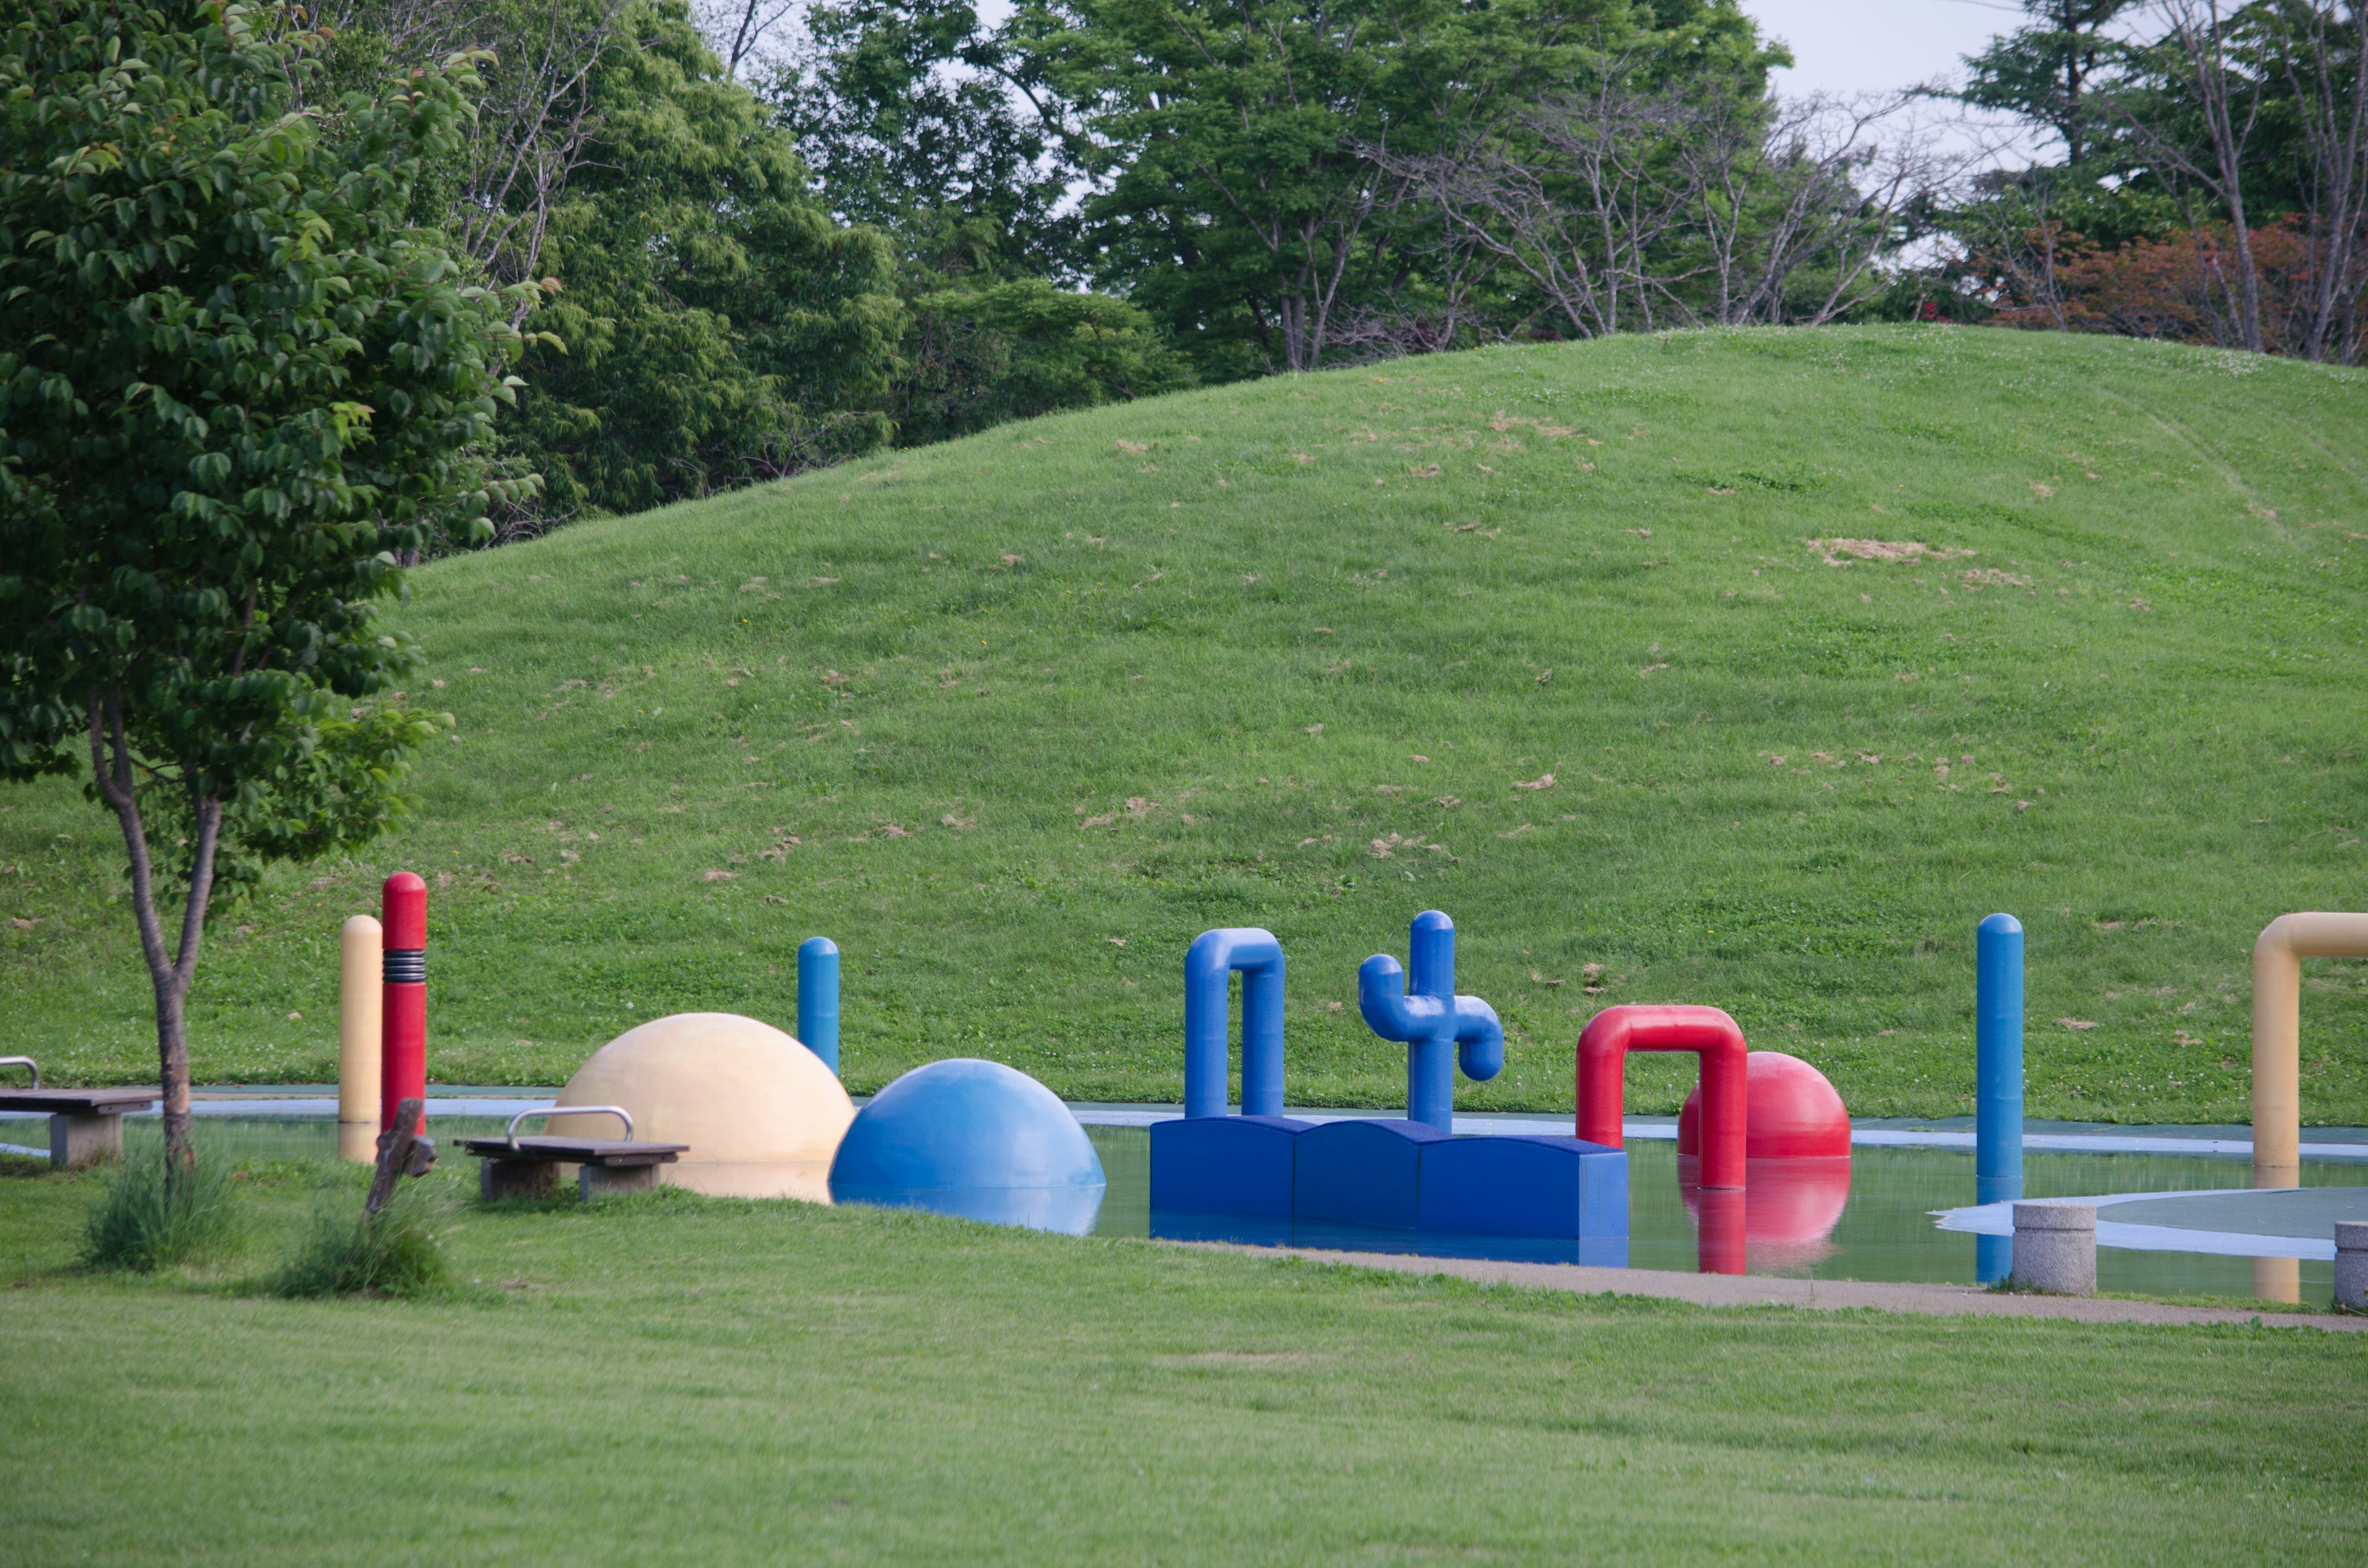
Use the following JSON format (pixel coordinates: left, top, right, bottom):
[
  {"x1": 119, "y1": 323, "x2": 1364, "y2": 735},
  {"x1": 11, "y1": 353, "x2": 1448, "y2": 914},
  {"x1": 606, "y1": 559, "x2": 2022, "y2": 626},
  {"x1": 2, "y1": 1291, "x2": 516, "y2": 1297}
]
[
  {"x1": 380, "y1": 872, "x2": 427, "y2": 1135},
  {"x1": 1575, "y1": 1004, "x2": 1748, "y2": 1190}
]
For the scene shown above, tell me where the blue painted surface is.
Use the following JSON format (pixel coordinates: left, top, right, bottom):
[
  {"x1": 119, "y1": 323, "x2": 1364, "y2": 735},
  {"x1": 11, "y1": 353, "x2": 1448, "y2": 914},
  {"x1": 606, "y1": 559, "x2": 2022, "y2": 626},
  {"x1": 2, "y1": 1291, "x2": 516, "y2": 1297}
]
[
  {"x1": 1356, "y1": 910, "x2": 1503, "y2": 1129},
  {"x1": 1183, "y1": 927, "x2": 1287, "y2": 1118},
  {"x1": 830, "y1": 1059, "x2": 1105, "y2": 1221},
  {"x1": 797, "y1": 935, "x2": 841, "y2": 1075},
  {"x1": 1420, "y1": 1136, "x2": 1629, "y2": 1239},
  {"x1": 1976, "y1": 912, "x2": 2025, "y2": 1283},
  {"x1": 1293, "y1": 1118, "x2": 1452, "y2": 1228},
  {"x1": 1149, "y1": 1114, "x2": 1309, "y2": 1215}
]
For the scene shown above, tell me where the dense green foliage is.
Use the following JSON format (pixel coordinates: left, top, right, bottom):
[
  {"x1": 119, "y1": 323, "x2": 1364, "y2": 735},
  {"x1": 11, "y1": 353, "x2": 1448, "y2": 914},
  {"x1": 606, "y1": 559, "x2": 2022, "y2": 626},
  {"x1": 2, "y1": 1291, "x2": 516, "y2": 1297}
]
[
  {"x1": 894, "y1": 278, "x2": 1193, "y2": 444},
  {"x1": 502, "y1": 1, "x2": 904, "y2": 515},
  {"x1": 0, "y1": 0, "x2": 530, "y2": 1149},
  {"x1": 2, "y1": 328, "x2": 2361, "y2": 1122},
  {"x1": 2, "y1": 1156, "x2": 2365, "y2": 1561}
]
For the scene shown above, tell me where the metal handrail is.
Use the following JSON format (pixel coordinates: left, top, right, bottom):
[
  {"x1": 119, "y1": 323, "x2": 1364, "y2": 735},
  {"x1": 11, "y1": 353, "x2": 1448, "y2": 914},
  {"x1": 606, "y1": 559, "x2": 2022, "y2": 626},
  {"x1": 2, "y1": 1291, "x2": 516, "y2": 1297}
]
[
  {"x1": 0, "y1": 1057, "x2": 38, "y2": 1089},
  {"x1": 505, "y1": 1104, "x2": 634, "y2": 1150}
]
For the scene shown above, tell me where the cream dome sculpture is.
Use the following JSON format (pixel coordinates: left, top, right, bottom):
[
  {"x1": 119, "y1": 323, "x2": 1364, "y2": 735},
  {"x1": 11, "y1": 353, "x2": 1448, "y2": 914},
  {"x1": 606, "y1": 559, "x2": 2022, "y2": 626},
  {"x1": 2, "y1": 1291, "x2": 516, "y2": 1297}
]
[{"x1": 551, "y1": 1012, "x2": 853, "y2": 1199}]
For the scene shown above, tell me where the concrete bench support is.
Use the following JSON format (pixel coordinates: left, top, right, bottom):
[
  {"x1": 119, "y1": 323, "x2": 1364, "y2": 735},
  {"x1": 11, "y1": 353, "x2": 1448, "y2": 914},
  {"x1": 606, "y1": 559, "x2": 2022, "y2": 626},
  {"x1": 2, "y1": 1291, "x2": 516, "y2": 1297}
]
[
  {"x1": 2337, "y1": 1221, "x2": 2367, "y2": 1311},
  {"x1": 580, "y1": 1163, "x2": 660, "y2": 1199},
  {"x1": 51, "y1": 1112, "x2": 125, "y2": 1172},
  {"x1": 2010, "y1": 1201, "x2": 2097, "y2": 1295},
  {"x1": 480, "y1": 1159, "x2": 562, "y2": 1201}
]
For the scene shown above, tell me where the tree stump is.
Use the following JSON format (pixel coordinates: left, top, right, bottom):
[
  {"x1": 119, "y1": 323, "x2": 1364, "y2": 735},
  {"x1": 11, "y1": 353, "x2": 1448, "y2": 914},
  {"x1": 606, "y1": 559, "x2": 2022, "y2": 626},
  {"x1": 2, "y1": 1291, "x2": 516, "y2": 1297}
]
[{"x1": 365, "y1": 1098, "x2": 437, "y2": 1216}]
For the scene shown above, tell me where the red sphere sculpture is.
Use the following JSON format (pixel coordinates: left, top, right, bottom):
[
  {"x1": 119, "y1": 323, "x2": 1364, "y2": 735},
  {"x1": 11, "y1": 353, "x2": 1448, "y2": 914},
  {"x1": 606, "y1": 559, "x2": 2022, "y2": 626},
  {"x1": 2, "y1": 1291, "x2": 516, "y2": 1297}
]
[
  {"x1": 1677, "y1": 1050, "x2": 1851, "y2": 1159},
  {"x1": 1679, "y1": 1051, "x2": 1852, "y2": 1271}
]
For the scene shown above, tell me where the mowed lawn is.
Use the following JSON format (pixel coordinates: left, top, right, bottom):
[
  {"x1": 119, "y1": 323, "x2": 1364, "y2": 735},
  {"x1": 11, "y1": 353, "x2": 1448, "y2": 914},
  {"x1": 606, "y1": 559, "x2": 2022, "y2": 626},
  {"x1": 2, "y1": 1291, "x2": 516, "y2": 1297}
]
[
  {"x1": 1, "y1": 1160, "x2": 2362, "y2": 1566},
  {"x1": 2, "y1": 326, "x2": 2365, "y2": 1120}
]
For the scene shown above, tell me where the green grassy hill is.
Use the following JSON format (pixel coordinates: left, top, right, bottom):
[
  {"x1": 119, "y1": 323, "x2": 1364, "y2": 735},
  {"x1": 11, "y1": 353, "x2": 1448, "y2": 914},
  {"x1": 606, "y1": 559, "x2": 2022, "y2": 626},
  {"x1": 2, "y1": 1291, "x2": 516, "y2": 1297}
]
[{"x1": 4, "y1": 326, "x2": 2364, "y2": 1121}]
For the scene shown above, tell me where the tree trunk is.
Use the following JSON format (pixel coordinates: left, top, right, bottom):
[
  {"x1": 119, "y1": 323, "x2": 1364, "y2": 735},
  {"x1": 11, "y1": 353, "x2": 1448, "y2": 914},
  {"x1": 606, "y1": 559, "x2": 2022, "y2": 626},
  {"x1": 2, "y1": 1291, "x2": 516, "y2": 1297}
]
[{"x1": 88, "y1": 689, "x2": 219, "y2": 1168}]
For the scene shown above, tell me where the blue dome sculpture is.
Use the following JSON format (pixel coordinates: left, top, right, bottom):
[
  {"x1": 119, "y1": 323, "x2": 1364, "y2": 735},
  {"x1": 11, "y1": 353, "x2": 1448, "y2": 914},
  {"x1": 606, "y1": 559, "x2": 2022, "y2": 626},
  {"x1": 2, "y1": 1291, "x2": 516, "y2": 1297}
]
[{"x1": 829, "y1": 1058, "x2": 1106, "y2": 1233}]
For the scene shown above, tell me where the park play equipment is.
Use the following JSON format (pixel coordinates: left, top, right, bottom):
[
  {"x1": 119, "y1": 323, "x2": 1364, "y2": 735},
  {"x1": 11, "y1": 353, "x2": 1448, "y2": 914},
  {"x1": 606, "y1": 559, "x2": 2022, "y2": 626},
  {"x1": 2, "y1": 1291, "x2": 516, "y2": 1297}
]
[
  {"x1": 1966, "y1": 908, "x2": 2368, "y2": 1300},
  {"x1": 1153, "y1": 913, "x2": 1627, "y2": 1249},
  {"x1": 332, "y1": 878, "x2": 1098, "y2": 1217},
  {"x1": 828, "y1": 1058, "x2": 1108, "y2": 1233},
  {"x1": 1975, "y1": 913, "x2": 2025, "y2": 1284},
  {"x1": 337, "y1": 914, "x2": 383, "y2": 1162},
  {"x1": 1575, "y1": 1006, "x2": 1852, "y2": 1273},
  {"x1": 1151, "y1": 910, "x2": 1850, "y2": 1263},
  {"x1": 554, "y1": 1012, "x2": 853, "y2": 1199},
  {"x1": 1148, "y1": 910, "x2": 1852, "y2": 1263},
  {"x1": 2248, "y1": 911, "x2": 2368, "y2": 1300}
]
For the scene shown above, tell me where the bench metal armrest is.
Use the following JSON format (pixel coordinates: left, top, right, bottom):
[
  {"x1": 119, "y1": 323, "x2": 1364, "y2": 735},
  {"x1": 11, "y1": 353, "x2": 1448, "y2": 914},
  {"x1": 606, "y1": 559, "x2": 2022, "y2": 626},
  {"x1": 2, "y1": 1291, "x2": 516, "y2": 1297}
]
[
  {"x1": 0, "y1": 1057, "x2": 38, "y2": 1089},
  {"x1": 505, "y1": 1105, "x2": 635, "y2": 1149}
]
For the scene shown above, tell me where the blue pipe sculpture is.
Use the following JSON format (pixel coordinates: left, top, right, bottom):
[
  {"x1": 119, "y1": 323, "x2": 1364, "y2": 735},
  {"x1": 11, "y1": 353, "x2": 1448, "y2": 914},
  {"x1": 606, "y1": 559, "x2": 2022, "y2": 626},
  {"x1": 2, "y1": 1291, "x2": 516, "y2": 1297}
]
[
  {"x1": 1183, "y1": 927, "x2": 1287, "y2": 1119},
  {"x1": 1357, "y1": 910, "x2": 1503, "y2": 1129},
  {"x1": 1152, "y1": 926, "x2": 1308, "y2": 1221}
]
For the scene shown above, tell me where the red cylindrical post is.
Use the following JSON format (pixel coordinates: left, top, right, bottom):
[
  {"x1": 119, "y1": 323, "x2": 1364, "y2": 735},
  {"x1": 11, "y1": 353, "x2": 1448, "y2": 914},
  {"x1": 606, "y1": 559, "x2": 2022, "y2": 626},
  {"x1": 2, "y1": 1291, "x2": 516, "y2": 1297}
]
[{"x1": 380, "y1": 872, "x2": 427, "y2": 1135}]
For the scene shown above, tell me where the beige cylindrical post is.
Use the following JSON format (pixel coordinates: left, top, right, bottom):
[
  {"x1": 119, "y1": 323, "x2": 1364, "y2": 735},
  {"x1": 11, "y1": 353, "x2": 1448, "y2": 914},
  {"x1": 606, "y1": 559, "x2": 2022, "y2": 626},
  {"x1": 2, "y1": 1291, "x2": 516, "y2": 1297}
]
[
  {"x1": 338, "y1": 915, "x2": 384, "y2": 1162},
  {"x1": 2251, "y1": 913, "x2": 2368, "y2": 1186}
]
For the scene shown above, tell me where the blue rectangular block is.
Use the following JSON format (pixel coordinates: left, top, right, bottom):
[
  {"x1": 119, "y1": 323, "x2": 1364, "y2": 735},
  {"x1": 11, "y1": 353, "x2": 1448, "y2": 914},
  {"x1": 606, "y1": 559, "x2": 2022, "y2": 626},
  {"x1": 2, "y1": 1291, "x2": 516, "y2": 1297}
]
[
  {"x1": 1418, "y1": 1135, "x2": 1629, "y2": 1239},
  {"x1": 1293, "y1": 1119, "x2": 1451, "y2": 1229},
  {"x1": 1149, "y1": 1115, "x2": 1310, "y2": 1217}
]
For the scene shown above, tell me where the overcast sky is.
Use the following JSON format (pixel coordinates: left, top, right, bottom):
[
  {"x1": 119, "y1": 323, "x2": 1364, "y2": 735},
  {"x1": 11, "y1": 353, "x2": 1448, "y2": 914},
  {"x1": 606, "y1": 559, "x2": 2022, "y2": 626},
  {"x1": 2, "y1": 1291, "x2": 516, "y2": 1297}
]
[{"x1": 1743, "y1": 0, "x2": 2021, "y2": 97}]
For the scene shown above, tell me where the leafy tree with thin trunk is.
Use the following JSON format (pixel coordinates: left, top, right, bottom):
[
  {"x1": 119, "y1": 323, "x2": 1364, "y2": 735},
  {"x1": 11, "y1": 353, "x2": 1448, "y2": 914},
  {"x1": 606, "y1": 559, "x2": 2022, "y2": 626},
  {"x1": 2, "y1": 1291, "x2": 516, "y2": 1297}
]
[{"x1": 0, "y1": 0, "x2": 537, "y2": 1163}]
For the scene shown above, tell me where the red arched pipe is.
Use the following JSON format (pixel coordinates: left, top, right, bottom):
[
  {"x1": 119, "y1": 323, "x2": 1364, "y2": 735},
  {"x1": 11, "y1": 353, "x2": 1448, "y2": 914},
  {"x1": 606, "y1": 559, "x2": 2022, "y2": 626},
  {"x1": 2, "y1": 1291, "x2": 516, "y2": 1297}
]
[{"x1": 1575, "y1": 1004, "x2": 1748, "y2": 1190}]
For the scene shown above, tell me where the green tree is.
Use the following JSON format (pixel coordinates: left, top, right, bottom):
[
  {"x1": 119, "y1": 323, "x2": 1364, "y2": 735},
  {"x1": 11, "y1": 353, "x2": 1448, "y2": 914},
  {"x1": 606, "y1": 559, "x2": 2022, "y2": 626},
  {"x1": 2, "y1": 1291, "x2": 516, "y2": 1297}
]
[
  {"x1": 895, "y1": 278, "x2": 1193, "y2": 443},
  {"x1": 1014, "y1": 0, "x2": 1761, "y2": 374},
  {"x1": 773, "y1": 0, "x2": 1081, "y2": 283},
  {"x1": 499, "y1": 0, "x2": 905, "y2": 515},
  {"x1": 0, "y1": 0, "x2": 535, "y2": 1158},
  {"x1": 1962, "y1": 0, "x2": 2137, "y2": 168}
]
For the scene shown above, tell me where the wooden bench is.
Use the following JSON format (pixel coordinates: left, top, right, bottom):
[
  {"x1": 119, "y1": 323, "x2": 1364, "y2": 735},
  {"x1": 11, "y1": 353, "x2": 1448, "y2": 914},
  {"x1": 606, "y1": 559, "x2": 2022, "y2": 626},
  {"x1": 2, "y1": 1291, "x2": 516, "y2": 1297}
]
[
  {"x1": 459, "y1": 1107, "x2": 686, "y2": 1201},
  {"x1": 0, "y1": 1061, "x2": 158, "y2": 1170}
]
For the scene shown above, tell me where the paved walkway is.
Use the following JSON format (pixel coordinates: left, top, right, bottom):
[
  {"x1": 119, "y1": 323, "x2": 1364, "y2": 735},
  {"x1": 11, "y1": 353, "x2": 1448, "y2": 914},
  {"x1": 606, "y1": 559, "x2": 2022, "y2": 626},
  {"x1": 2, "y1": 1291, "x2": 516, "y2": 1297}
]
[{"x1": 1169, "y1": 1241, "x2": 2368, "y2": 1332}]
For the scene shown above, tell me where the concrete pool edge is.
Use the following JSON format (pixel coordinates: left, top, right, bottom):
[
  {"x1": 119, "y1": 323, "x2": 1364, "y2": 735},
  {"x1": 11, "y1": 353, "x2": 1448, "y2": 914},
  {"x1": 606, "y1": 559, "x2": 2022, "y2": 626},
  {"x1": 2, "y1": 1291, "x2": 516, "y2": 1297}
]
[{"x1": 1161, "y1": 1241, "x2": 2368, "y2": 1332}]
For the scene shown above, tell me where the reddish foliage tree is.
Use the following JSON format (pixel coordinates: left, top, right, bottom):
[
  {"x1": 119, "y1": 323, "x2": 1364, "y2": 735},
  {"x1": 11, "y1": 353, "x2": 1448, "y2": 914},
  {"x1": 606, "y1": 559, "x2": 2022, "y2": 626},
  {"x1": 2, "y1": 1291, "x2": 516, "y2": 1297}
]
[{"x1": 1987, "y1": 215, "x2": 2366, "y2": 358}]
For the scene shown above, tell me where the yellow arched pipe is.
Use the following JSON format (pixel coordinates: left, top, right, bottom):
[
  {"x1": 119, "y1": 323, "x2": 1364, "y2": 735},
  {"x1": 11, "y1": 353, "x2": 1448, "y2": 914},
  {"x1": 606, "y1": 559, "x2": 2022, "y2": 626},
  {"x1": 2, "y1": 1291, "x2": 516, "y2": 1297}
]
[
  {"x1": 2251, "y1": 912, "x2": 2368, "y2": 1183},
  {"x1": 2250, "y1": 912, "x2": 2368, "y2": 1303}
]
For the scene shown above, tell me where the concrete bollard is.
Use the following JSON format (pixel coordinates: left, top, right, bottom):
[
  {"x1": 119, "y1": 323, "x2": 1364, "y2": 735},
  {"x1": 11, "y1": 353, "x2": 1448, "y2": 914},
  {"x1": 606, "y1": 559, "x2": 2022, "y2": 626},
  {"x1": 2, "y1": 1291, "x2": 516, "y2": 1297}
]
[
  {"x1": 2010, "y1": 1201, "x2": 2097, "y2": 1295},
  {"x1": 2337, "y1": 1221, "x2": 2368, "y2": 1311}
]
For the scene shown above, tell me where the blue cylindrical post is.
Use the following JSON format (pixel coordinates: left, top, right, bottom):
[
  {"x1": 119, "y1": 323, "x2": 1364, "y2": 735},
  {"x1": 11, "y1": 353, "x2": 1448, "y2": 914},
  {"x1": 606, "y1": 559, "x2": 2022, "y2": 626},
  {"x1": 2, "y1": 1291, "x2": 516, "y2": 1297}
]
[
  {"x1": 799, "y1": 935, "x2": 841, "y2": 1076},
  {"x1": 1975, "y1": 913, "x2": 2024, "y2": 1283}
]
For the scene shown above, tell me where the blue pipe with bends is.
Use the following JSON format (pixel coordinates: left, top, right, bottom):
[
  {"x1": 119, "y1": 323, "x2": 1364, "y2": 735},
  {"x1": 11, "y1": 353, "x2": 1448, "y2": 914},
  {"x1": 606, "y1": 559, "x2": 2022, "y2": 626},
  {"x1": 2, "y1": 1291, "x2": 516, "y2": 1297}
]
[
  {"x1": 1357, "y1": 909, "x2": 1503, "y2": 1130},
  {"x1": 1183, "y1": 927, "x2": 1288, "y2": 1120}
]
